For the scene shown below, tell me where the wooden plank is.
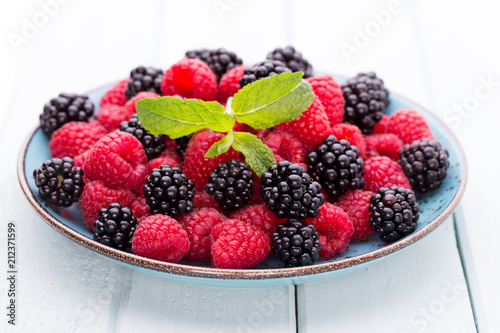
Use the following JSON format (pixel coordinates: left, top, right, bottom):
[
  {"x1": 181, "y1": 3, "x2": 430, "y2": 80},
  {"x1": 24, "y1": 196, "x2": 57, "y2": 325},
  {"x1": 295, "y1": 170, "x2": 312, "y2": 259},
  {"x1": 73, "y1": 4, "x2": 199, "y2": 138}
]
[{"x1": 297, "y1": 217, "x2": 476, "y2": 333}]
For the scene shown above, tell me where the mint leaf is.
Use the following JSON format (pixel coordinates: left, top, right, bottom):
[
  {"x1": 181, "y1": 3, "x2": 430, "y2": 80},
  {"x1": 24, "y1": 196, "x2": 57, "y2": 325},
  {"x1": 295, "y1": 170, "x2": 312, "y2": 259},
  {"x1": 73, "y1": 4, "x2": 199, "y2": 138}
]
[
  {"x1": 205, "y1": 111, "x2": 235, "y2": 133},
  {"x1": 231, "y1": 132, "x2": 276, "y2": 177},
  {"x1": 231, "y1": 72, "x2": 314, "y2": 129},
  {"x1": 205, "y1": 131, "x2": 234, "y2": 158},
  {"x1": 136, "y1": 97, "x2": 225, "y2": 139}
]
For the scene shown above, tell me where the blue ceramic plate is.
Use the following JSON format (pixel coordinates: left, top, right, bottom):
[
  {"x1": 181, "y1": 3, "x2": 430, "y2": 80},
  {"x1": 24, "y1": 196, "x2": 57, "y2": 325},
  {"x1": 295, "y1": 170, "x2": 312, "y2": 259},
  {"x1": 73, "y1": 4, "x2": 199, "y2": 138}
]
[{"x1": 17, "y1": 76, "x2": 467, "y2": 287}]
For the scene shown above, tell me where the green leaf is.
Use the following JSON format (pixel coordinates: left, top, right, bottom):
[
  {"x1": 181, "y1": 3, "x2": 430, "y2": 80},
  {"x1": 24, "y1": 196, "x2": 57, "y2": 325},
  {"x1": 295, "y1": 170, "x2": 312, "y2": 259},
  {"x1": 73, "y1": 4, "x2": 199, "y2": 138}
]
[
  {"x1": 231, "y1": 132, "x2": 276, "y2": 177},
  {"x1": 136, "y1": 97, "x2": 225, "y2": 139},
  {"x1": 231, "y1": 72, "x2": 314, "y2": 129},
  {"x1": 205, "y1": 111, "x2": 235, "y2": 133},
  {"x1": 205, "y1": 131, "x2": 235, "y2": 158}
]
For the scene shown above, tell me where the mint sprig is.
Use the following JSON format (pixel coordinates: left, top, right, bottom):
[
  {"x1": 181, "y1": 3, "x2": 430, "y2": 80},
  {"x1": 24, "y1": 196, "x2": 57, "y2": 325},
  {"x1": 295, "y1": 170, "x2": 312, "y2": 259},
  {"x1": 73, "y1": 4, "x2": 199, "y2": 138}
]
[{"x1": 136, "y1": 72, "x2": 314, "y2": 176}]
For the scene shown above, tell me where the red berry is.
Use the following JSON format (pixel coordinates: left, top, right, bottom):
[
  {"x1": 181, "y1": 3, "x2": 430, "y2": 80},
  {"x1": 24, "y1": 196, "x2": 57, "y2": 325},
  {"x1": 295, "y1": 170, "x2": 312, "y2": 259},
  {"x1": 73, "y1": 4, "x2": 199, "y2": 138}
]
[
  {"x1": 275, "y1": 95, "x2": 331, "y2": 145},
  {"x1": 193, "y1": 190, "x2": 221, "y2": 212},
  {"x1": 161, "y1": 58, "x2": 218, "y2": 101},
  {"x1": 263, "y1": 130, "x2": 307, "y2": 170},
  {"x1": 178, "y1": 208, "x2": 226, "y2": 261},
  {"x1": 387, "y1": 109, "x2": 435, "y2": 144},
  {"x1": 306, "y1": 203, "x2": 353, "y2": 257},
  {"x1": 183, "y1": 129, "x2": 240, "y2": 191},
  {"x1": 365, "y1": 134, "x2": 403, "y2": 161},
  {"x1": 330, "y1": 123, "x2": 366, "y2": 159},
  {"x1": 130, "y1": 196, "x2": 150, "y2": 219},
  {"x1": 365, "y1": 145, "x2": 380, "y2": 160},
  {"x1": 228, "y1": 204, "x2": 278, "y2": 235},
  {"x1": 100, "y1": 78, "x2": 129, "y2": 107},
  {"x1": 336, "y1": 190, "x2": 374, "y2": 239},
  {"x1": 209, "y1": 219, "x2": 271, "y2": 269},
  {"x1": 364, "y1": 156, "x2": 411, "y2": 192},
  {"x1": 49, "y1": 121, "x2": 107, "y2": 159},
  {"x1": 80, "y1": 179, "x2": 135, "y2": 231},
  {"x1": 74, "y1": 150, "x2": 90, "y2": 169},
  {"x1": 217, "y1": 64, "x2": 245, "y2": 104},
  {"x1": 373, "y1": 114, "x2": 390, "y2": 134},
  {"x1": 147, "y1": 156, "x2": 179, "y2": 171},
  {"x1": 124, "y1": 91, "x2": 160, "y2": 116},
  {"x1": 306, "y1": 75, "x2": 344, "y2": 127},
  {"x1": 84, "y1": 131, "x2": 148, "y2": 190},
  {"x1": 96, "y1": 104, "x2": 134, "y2": 132},
  {"x1": 132, "y1": 214, "x2": 190, "y2": 263}
]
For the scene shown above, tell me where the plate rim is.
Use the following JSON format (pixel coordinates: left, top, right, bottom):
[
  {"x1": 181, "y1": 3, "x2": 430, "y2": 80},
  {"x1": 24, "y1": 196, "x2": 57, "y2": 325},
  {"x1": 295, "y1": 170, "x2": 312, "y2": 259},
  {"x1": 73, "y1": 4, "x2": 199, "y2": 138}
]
[{"x1": 17, "y1": 90, "x2": 468, "y2": 281}]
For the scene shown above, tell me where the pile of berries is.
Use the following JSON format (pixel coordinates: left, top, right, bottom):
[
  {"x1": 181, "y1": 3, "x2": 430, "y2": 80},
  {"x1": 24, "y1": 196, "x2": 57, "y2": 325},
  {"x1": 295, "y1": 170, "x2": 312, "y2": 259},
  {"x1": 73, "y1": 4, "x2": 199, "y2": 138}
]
[{"x1": 33, "y1": 46, "x2": 450, "y2": 269}]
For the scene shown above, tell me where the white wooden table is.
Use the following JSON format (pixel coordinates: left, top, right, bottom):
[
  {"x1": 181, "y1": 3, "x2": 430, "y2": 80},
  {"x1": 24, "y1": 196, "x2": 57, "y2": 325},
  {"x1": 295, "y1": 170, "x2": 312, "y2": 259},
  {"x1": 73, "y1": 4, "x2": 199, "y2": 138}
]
[{"x1": 1, "y1": 1, "x2": 498, "y2": 332}]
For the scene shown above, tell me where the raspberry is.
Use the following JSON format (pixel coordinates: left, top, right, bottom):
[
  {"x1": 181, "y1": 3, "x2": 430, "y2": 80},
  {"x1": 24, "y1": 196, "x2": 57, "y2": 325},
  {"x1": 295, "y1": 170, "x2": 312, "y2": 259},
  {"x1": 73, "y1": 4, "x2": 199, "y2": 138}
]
[
  {"x1": 364, "y1": 156, "x2": 411, "y2": 192},
  {"x1": 96, "y1": 104, "x2": 134, "y2": 132},
  {"x1": 364, "y1": 133, "x2": 403, "y2": 161},
  {"x1": 183, "y1": 129, "x2": 240, "y2": 191},
  {"x1": 186, "y1": 48, "x2": 243, "y2": 80},
  {"x1": 130, "y1": 196, "x2": 150, "y2": 219},
  {"x1": 217, "y1": 64, "x2": 245, "y2": 104},
  {"x1": 92, "y1": 203, "x2": 137, "y2": 252},
  {"x1": 209, "y1": 219, "x2": 270, "y2": 269},
  {"x1": 205, "y1": 160, "x2": 254, "y2": 211},
  {"x1": 33, "y1": 157, "x2": 84, "y2": 207},
  {"x1": 143, "y1": 164, "x2": 195, "y2": 217},
  {"x1": 80, "y1": 180, "x2": 135, "y2": 231},
  {"x1": 228, "y1": 204, "x2": 278, "y2": 235},
  {"x1": 119, "y1": 114, "x2": 165, "y2": 160},
  {"x1": 73, "y1": 150, "x2": 90, "y2": 169},
  {"x1": 336, "y1": 190, "x2": 374, "y2": 239},
  {"x1": 40, "y1": 93, "x2": 95, "y2": 137},
  {"x1": 239, "y1": 60, "x2": 291, "y2": 87},
  {"x1": 158, "y1": 148, "x2": 182, "y2": 165},
  {"x1": 272, "y1": 219, "x2": 321, "y2": 267},
  {"x1": 175, "y1": 134, "x2": 193, "y2": 160},
  {"x1": 305, "y1": 202, "x2": 354, "y2": 257},
  {"x1": 147, "y1": 156, "x2": 179, "y2": 171},
  {"x1": 132, "y1": 214, "x2": 190, "y2": 263},
  {"x1": 306, "y1": 135, "x2": 365, "y2": 199},
  {"x1": 124, "y1": 91, "x2": 160, "y2": 116},
  {"x1": 330, "y1": 123, "x2": 367, "y2": 159},
  {"x1": 266, "y1": 46, "x2": 313, "y2": 78},
  {"x1": 275, "y1": 95, "x2": 331, "y2": 145},
  {"x1": 373, "y1": 114, "x2": 390, "y2": 134},
  {"x1": 365, "y1": 145, "x2": 380, "y2": 160},
  {"x1": 100, "y1": 79, "x2": 129, "y2": 107},
  {"x1": 399, "y1": 139, "x2": 450, "y2": 193},
  {"x1": 342, "y1": 72, "x2": 389, "y2": 134},
  {"x1": 369, "y1": 186, "x2": 420, "y2": 242},
  {"x1": 161, "y1": 58, "x2": 218, "y2": 101},
  {"x1": 84, "y1": 131, "x2": 148, "y2": 190},
  {"x1": 193, "y1": 190, "x2": 221, "y2": 211},
  {"x1": 49, "y1": 121, "x2": 107, "y2": 159},
  {"x1": 260, "y1": 161, "x2": 325, "y2": 219},
  {"x1": 387, "y1": 109, "x2": 435, "y2": 144},
  {"x1": 178, "y1": 208, "x2": 226, "y2": 261},
  {"x1": 124, "y1": 66, "x2": 163, "y2": 99},
  {"x1": 306, "y1": 75, "x2": 344, "y2": 126},
  {"x1": 263, "y1": 130, "x2": 307, "y2": 170}
]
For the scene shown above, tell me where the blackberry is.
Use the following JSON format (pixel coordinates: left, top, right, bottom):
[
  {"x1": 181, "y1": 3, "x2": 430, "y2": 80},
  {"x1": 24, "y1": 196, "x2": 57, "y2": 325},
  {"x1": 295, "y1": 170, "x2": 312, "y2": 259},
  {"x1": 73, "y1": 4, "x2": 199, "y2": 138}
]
[
  {"x1": 119, "y1": 114, "x2": 165, "y2": 160},
  {"x1": 40, "y1": 93, "x2": 94, "y2": 137},
  {"x1": 205, "y1": 159, "x2": 254, "y2": 211},
  {"x1": 266, "y1": 46, "x2": 313, "y2": 78},
  {"x1": 239, "y1": 60, "x2": 291, "y2": 87},
  {"x1": 369, "y1": 186, "x2": 420, "y2": 242},
  {"x1": 342, "y1": 72, "x2": 390, "y2": 134},
  {"x1": 399, "y1": 139, "x2": 450, "y2": 193},
  {"x1": 272, "y1": 219, "x2": 321, "y2": 267},
  {"x1": 175, "y1": 134, "x2": 193, "y2": 159},
  {"x1": 260, "y1": 160, "x2": 324, "y2": 220},
  {"x1": 186, "y1": 48, "x2": 242, "y2": 80},
  {"x1": 143, "y1": 164, "x2": 195, "y2": 217},
  {"x1": 306, "y1": 135, "x2": 365, "y2": 199},
  {"x1": 92, "y1": 203, "x2": 137, "y2": 252},
  {"x1": 33, "y1": 157, "x2": 84, "y2": 207},
  {"x1": 124, "y1": 66, "x2": 163, "y2": 99}
]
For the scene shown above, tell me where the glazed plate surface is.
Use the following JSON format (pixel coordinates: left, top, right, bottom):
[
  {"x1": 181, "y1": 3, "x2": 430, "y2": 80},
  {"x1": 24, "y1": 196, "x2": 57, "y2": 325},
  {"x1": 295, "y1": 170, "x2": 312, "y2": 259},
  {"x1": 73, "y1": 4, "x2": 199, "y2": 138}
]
[{"x1": 17, "y1": 76, "x2": 467, "y2": 286}]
